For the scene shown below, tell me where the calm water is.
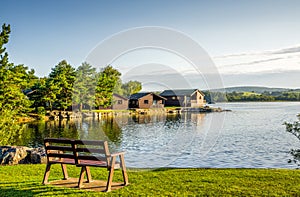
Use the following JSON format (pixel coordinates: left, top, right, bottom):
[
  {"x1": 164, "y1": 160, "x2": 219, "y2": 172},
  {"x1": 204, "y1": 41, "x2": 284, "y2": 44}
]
[{"x1": 22, "y1": 102, "x2": 300, "y2": 168}]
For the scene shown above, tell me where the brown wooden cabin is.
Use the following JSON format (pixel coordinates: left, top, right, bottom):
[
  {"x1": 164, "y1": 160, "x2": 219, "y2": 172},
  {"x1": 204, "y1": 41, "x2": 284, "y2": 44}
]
[
  {"x1": 112, "y1": 93, "x2": 129, "y2": 110},
  {"x1": 160, "y1": 89, "x2": 206, "y2": 108},
  {"x1": 129, "y1": 92, "x2": 166, "y2": 109}
]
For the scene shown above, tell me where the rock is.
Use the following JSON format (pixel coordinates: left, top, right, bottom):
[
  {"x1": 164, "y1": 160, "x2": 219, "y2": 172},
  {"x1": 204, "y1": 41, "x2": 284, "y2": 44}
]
[
  {"x1": 28, "y1": 147, "x2": 47, "y2": 164},
  {"x1": 0, "y1": 146, "x2": 46, "y2": 165}
]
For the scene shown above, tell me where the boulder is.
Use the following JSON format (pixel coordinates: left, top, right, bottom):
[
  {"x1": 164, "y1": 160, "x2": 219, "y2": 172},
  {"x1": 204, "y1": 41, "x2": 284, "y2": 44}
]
[
  {"x1": 28, "y1": 147, "x2": 47, "y2": 164},
  {"x1": 0, "y1": 146, "x2": 46, "y2": 165}
]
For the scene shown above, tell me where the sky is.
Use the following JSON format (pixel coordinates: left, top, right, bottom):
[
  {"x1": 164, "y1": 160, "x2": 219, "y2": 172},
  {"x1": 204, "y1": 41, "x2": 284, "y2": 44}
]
[{"x1": 1, "y1": 0, "x2": 300, "y2": 89}]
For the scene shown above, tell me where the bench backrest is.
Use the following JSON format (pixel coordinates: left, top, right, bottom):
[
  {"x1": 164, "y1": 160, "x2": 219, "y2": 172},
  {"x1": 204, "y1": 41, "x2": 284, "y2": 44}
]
[
  {"x1": 44, "y1": 138, "x2": 111, "y2": 168},
  {"x1": 44, "y1": 138, "x2": 76, "y2": 163},
  {"x1": 73, "y1": 140, "x2": 111, "y2": 167}
]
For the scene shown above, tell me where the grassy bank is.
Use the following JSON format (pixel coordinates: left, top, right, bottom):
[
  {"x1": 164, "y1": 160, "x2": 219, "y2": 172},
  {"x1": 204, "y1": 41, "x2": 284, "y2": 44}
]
[{"x1": 0, "y1": 164, "x2": 299, "y2": 196}]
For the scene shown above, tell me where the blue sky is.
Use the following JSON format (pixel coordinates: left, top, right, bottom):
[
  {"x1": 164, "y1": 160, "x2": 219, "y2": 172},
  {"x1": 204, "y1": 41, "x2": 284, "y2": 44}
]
[{"x1": 1, "y1": 0, "x2": 300, "y2": 88}]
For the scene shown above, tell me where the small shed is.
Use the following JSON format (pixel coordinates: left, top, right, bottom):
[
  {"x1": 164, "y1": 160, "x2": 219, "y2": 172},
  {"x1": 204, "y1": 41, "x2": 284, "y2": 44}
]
[
  {"x1": 129, "y1": 92, "x2": 166, "y2": 109},
  {"x1": 160, "y1": 89, "x2": 206, "y2": 108},
  {"x1": 112, "y1": 94, "x2": 129, "y2": 110}
]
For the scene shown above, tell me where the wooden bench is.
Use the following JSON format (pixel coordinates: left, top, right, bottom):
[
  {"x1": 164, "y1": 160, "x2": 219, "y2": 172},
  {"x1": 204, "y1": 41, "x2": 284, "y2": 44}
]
[{"x1": 42, "y1": 138, "x2": 129, "y2": 192}]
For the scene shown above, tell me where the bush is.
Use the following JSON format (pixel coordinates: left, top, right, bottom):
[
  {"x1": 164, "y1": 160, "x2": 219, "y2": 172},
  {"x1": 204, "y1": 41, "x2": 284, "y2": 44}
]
[
  {"x1": 0, "y1": 109, "x2": 25, "y2": 145},
  {"x1": 284, "y1": 114, "x2": 300, "y2": 165}
]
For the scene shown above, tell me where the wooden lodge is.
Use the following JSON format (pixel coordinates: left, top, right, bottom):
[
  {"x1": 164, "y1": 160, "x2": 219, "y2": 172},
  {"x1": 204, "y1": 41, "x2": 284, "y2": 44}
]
[
  {"x1": 160, "y1": 89, "x2": 206, "y2": 108},
  {"x1": 112, "y1": 93, "x2": 129, "y2": 110},
  {"x1": 128, "y1": 92, "x2": 166, "y2": 109}
]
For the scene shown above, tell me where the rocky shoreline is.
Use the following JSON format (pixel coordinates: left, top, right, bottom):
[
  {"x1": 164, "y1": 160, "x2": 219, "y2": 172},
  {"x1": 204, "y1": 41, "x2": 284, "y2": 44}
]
[{"x1": 0, "y1": 146, "x2": 46, "y2": 165}]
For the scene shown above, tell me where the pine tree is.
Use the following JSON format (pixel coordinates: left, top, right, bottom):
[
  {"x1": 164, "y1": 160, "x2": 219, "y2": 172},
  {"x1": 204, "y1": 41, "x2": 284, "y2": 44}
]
[
  {"x1": 73, "y1": 62, "x2": 97, "y2": 111},
  {"x1": 0, "y1": 24, "x2": 33, "y2": 145},
  {"x1": 46, "y1": 60, "x2": 76, "y2": 110}
]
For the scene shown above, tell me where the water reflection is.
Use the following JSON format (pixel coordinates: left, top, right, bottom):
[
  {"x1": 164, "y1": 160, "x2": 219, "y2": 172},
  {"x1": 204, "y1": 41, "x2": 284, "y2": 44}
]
[
  {"x1": 17, "y1": 102, "x2": 300, "y2": 168},
  {"x1": 21, "y1": 113, "x2": 205, "y2": 148}
]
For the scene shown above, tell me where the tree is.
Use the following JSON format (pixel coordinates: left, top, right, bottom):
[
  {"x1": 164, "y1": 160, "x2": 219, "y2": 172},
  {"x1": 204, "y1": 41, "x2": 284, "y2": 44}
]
[
  {"x1": 73, "y1": 62, "x2": 97, "y2": 111},
  {"x1": 46, "y1": 60, "x2": 76, "y2": 110},
  {"x1": 95, "y1": 65, "x2": 121, "y2": 108},
  {"x1": 0, "y1": 24, "x2": 33, "y2": 144},
  {"x1": 284, "y1": 114, "x2": 300, "y2": 166},
  {"x1": 27, "y1": 77, "x2": 48, "y2": 110},
  {"x1": 121, "y1": 80, "x2": 142, "y2": 97}
]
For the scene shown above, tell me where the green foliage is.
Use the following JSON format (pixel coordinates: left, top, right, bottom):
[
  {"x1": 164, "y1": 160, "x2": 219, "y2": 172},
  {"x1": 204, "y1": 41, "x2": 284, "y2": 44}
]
[
  {"x1": 121, "y1": 80, "x2": 142, "y2": 97},
  {"x1": 95, "y1": 65, "x2": 121, "y2": 108},
  {"x1": 0, "y1": 23, "x2": 34, "y2": 144},
  {"x1": 204, "y1": 90, "x2": 300, "y2": 103},
  {"x1": 284, "y1": 114, "x2": 300, "y2": 165},
  {"x1": 203, "y1": 91, "x2": 228, "y2": 103},
  {"x1": 0, "y1": 25, "x2": 33, "y2": 115},
  {"x1": 0, "y1": 165, "x2": 300, "y2": 196},
  {"x1": 73, "y1": 62, "x2": 97, "y2": 111},
  {"x1": 28, "y1": 77, "x2": 47, "y2": 110},
  {"x1": 45, "y1": 60, "x2": 76, "y2": 110},
  {"x1": 0, "y1": 109, "x2": 25, "y2": 145},
  {"x1": 36, "y1": 107, "x2": 46, "y2": 120}
]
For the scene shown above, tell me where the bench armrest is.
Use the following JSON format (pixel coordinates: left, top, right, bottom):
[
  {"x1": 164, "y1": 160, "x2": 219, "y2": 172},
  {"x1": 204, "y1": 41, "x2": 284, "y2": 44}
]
[{"x1": 109, "y1": 151, "x2": 126, "y2": 157}]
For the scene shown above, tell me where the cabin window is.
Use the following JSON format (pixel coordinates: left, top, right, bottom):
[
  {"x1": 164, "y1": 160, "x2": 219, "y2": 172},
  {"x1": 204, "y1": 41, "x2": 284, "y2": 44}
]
[
  {"x1": 172, "y1": 96, "x2": 176, "y2": 100},
  {"x1": 144, "y1": 100, "x2": 149, "y2": 104},
  {"x1": 117, "y1": 100, "x2": 122, "y2": 104},
  {"x1": 199, "y1": 96, "x2": 202, "y2": 99}
]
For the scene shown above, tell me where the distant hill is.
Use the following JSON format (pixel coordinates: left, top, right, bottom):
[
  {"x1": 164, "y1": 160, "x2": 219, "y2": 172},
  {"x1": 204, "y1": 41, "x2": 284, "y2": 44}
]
[{"x1": 209, "y1": 86, "x2": 292, "y2": 93}]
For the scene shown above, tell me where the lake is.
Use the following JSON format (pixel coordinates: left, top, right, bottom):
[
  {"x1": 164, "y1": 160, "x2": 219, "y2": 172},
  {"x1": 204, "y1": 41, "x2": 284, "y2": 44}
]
[{"x1": 21, "y1": 102, "x2": 300, "y2": 168}]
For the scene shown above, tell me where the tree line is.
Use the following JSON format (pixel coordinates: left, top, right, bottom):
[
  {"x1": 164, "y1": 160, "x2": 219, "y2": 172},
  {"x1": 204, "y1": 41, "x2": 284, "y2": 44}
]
[
  {"x1": 28, "y1": 61, "x2": 141, "y2": 112},
  {"x1": 0, "y1": 23, "x2": 142, "y2": 144},
  {"x1": 1, "y1": 24, "x2": 141, "y2": 114},
  {"x1": 204, "y1": 91, "x2": 300, "y2": 103}
]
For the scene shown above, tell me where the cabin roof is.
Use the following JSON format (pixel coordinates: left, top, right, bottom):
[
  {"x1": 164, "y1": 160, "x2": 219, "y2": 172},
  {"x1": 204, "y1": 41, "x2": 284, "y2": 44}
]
[
  {"x1": 129, "y1": 92, "x2": 167, "y2": 100},
  {"x1": 129, "y1": 92, "x2": 149, "y2": 100},
  {"x1": 160, "y1": 89, "x2": 204, "y2": 97},
  {"x1": 113, "y1": 93, "x2": 128, "y2": 100}
]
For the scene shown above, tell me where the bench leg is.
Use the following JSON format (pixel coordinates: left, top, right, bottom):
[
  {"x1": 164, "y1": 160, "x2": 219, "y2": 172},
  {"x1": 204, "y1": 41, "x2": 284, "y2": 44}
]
[
  {"x1": 61, "y1": 164, "x2": 69, "y2": 180},
  {"x1": 106, "y1": 156, "x2": 116, "y2": 192},
  {"x1": 86, "y1": 166, "x2": 92, "y2": 183},
  {"x1": 42, "y1": 164, "x2": 51, "y2": 184},
  {"x1": 119, "y1": 155, "x2": 129, "y2": 186},
  {"x1": 78, "y1": 166, "x2": 86, "y2": 188}
]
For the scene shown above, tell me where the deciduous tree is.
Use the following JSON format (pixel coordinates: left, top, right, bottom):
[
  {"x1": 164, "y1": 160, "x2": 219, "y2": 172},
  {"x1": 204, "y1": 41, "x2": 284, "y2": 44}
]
[{"x1": 121, "y1": 80, "x2": 142, "y2": 97}]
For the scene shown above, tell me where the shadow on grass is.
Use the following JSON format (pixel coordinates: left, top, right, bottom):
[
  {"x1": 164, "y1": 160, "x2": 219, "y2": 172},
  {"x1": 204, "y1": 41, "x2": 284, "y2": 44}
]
[
  {"x1": 151, "y1": 167, "x2": 203, "y2": 172},
  {"x1": 0, "y1": 181, "x2": 87, "y2": 197}
]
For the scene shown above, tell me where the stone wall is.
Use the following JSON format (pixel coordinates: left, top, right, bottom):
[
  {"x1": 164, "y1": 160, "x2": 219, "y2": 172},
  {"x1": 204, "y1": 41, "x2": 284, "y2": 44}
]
[{"x1": 0, "y1": 146, "x2": 47, "y2": 165}]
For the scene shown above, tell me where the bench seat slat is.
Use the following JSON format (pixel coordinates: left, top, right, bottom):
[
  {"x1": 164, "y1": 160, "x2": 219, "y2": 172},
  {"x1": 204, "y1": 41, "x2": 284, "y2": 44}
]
[
  {"x1": 48, "y1": 158, "x2": 75, "y2": 164},
  {"x1": 76, "y1": 160, "x2": 120, "y2": 169},
  {"x1": 77, "y1": 155, "x2": 107, "y2": 161}
]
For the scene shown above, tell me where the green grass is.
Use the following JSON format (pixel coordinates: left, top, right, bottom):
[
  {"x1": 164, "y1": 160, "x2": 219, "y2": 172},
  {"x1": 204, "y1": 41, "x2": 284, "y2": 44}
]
[
  {"x1": 0, "y1": 164, "x2": 300, "y2": 196},
  {"x1": 242, "y1": 92, "x2": 261, "y2": 96}
]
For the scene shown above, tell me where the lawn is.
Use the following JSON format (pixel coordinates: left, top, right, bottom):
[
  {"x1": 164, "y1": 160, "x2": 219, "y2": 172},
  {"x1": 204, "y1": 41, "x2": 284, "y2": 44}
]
[{"x1": 0, "y1": 164, "x2": 299, "y2": 196}]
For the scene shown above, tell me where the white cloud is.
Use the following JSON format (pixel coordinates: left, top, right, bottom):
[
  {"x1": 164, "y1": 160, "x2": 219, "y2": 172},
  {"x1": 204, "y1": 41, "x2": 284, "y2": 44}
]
[
  {"x1": 213, "y1": 45, "x2": 300, "y2": 75},
  {"x1": 110, "y1": 44, "x2": 300, "y2": 89}
]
